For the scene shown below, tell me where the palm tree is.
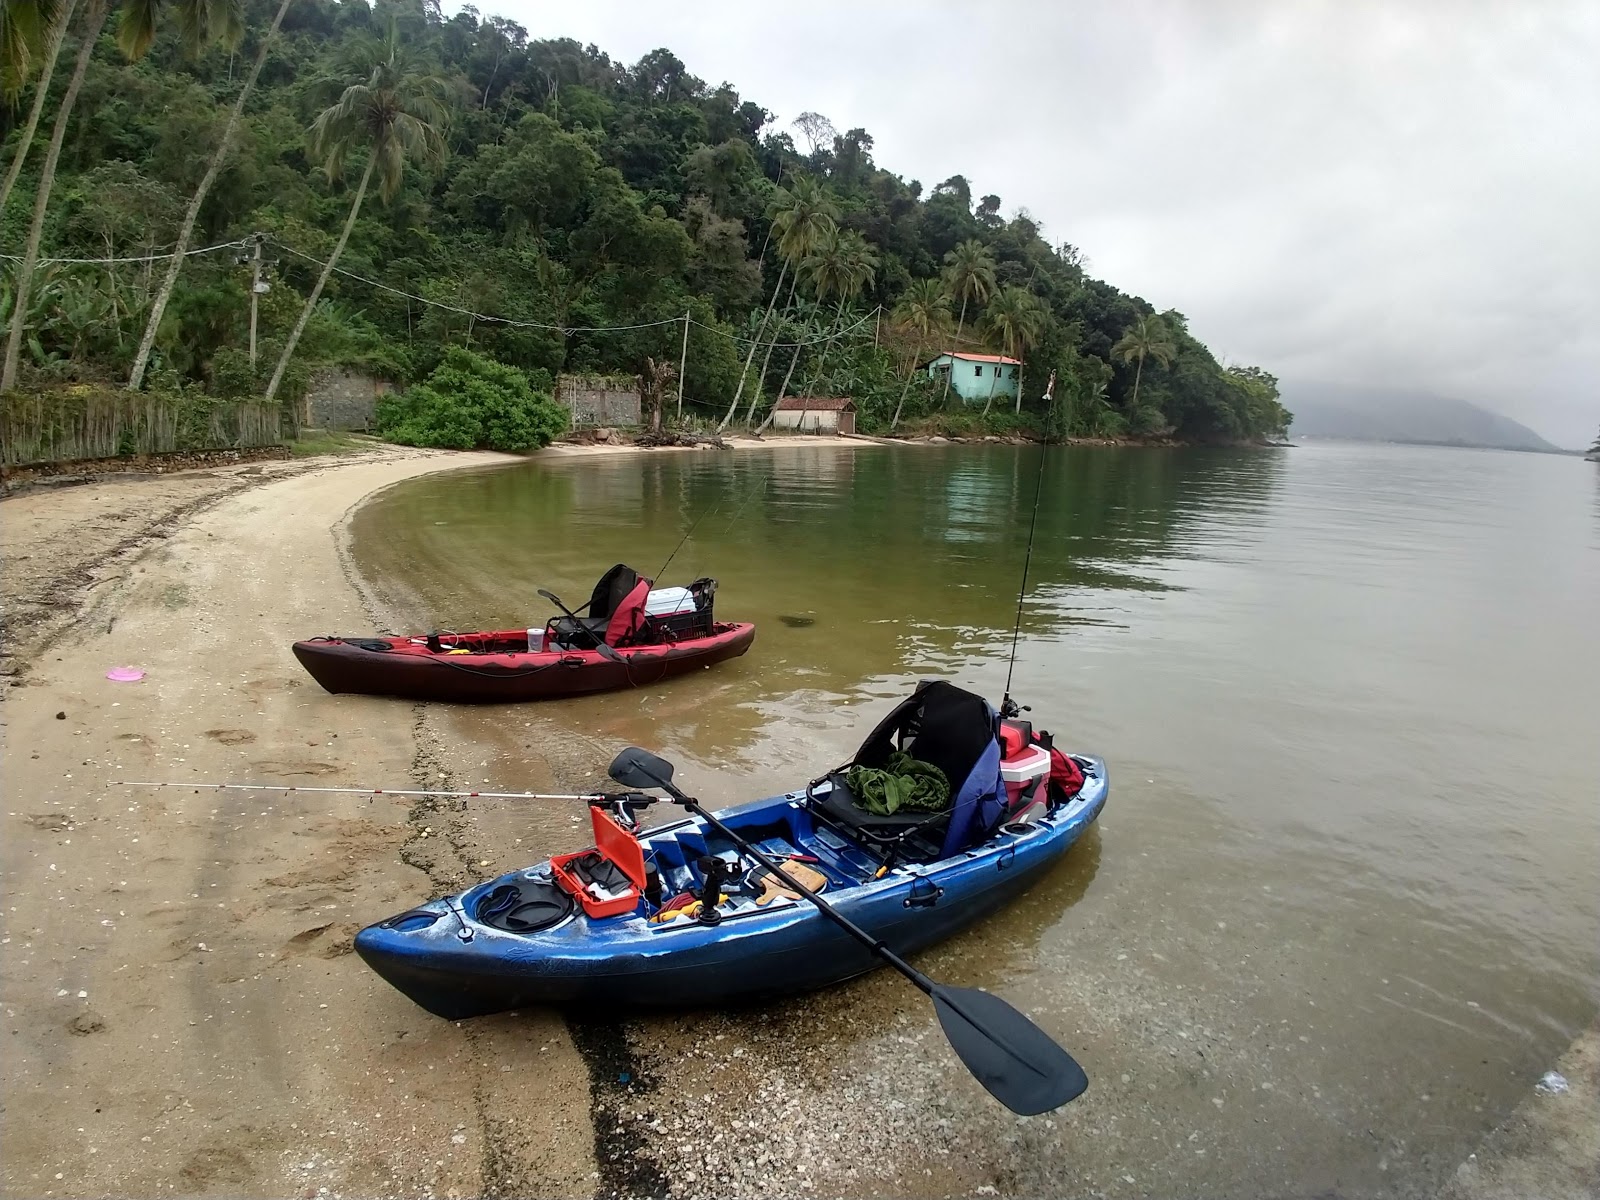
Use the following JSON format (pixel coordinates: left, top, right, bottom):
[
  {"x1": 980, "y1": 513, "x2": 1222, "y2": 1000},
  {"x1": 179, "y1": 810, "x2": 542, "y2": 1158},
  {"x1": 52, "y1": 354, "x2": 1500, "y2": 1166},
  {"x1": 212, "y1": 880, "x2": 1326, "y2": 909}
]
[
  {"x1": 718, "y1": 177, "x2": 836, "y2": 429},
  {"x1": 800, "y1": 227, "x2": 876, "y2": 390},
  {"x1": 888, "y1": 277, "x2": 949, "y2": 431},
  {"x1": 943, "y1": 239, "x2": 996, "y2": 343},
  {"x1": 0, "y1": 0, "x2": 77, "y2": 217},
  {"x1": 263, "y1": 24, "x2": 450, "y2": 404},
  {"x1": 979, "y1": 287, "x2": 1046, "y2": 416},
  {"x1": 1, "y1": 0, "x2": 242, "y2": 391},
  {"x1": 937, "y1": 239, "x2": 995, "y2": 407},
  {"x1": 127, "y1": 0, "x2": 294, "y2": 391},
  {"x1": 1111, "y1": 313, "x2": 1177, "y2": 416}
]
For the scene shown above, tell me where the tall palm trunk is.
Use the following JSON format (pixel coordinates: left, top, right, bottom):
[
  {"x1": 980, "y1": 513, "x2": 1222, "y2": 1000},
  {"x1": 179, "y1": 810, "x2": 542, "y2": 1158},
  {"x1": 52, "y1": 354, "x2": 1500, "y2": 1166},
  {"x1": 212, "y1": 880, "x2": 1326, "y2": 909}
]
[
  {"x1": 264, "y1": 154, "x2": 374, "y2": 406},
  {"x1": 753, "y1": 339, "x2": 803, "y2": 435},
  {"x1": 127, "y1": 0, "x2": 293, "y2": 392},
  {"x1": 1129, "y1": 354, "x2": 1144, "y2": 414},
  {"x1": 719, "y1": 259, "x2": 787, "y2": 429},
  {"x1": 1013, "y1": 353, "x2": 1027, "y2": 415},
  {"x1": 2, "y1": 0, "x2": 107, "y2": 392},
  {"x1": 938, "y1": 295, "x2": 968, "y2": 409},
  {"x1": 981, "y1": 350, "x2": 1003, "y2": 417},
  {"x1": 806, "y1": 295, "x2": 849, "y2": 393},
  {"x1": 889, "y1": 337, "x2": 924, "y2": 431},
  {"x1": 0, "y1": 0, "x2": 78, "y2": 218},
  {"x1": 742, "y1": 271, "x2": 798, "y2": 425}
]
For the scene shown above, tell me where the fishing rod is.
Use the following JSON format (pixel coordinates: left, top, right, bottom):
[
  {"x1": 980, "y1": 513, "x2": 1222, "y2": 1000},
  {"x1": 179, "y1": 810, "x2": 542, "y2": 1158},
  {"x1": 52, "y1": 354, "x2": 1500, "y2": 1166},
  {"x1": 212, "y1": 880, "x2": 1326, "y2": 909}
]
[
  {"x1": 115, "y1": 781, "x2": 607, "y2": 801},
  {"x1": 652, "y1": 473, "x2": 767, "y2": 582},
  {"x1": 1000, "y1": 369, "x2": 1056, "y2": 720}
]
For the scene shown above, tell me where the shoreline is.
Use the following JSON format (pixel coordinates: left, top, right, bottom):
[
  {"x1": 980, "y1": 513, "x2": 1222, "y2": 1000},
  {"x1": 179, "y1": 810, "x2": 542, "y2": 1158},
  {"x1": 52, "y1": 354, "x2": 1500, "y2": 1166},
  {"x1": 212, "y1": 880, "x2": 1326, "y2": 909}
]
[
  {"x1": 2, "y1": 443, "x2": 1590, "y2": 1200},
  {"x1": 0, "y1": 445, "x2": 605, "y2": 1199}
]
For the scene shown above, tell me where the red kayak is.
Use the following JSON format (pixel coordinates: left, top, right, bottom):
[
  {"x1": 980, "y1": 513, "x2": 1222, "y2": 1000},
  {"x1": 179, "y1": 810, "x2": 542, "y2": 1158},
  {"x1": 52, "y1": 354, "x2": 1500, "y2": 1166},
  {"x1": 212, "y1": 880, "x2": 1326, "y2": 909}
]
[{"x1": 292, "y1": 566, "x2": 755, "y2": 703}]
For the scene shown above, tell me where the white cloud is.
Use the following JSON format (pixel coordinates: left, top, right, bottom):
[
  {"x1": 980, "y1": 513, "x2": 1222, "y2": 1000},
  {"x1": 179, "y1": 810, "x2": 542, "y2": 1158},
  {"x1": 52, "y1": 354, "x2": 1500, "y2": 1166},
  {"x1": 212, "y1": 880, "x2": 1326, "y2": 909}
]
[{"x1": 474, "y1": 0, "x2": 1600, "y2": 446}]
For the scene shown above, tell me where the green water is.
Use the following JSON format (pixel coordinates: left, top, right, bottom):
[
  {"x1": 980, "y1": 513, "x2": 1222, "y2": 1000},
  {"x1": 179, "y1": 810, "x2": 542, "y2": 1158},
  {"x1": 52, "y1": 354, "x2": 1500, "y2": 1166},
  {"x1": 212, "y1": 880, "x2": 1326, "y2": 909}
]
[{"x1": 351, "y1": 441, "x2": 1600, "y2": 1196}]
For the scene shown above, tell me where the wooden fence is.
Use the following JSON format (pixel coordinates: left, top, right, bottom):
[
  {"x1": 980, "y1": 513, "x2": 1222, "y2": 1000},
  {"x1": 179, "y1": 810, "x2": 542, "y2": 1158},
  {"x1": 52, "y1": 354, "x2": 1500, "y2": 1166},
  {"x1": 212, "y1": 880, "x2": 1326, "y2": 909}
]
[{"x1": 0, "y1": 390, "x2": 292, "y2": 466}]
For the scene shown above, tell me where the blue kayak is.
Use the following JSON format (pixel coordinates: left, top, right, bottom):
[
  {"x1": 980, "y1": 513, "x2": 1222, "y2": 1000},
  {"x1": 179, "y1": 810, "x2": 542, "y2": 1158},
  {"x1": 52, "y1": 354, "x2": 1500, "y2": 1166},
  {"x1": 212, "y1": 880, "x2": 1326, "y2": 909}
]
[{"x1": 355, "y1": 682, "x2": 1107, "y2": 1018}]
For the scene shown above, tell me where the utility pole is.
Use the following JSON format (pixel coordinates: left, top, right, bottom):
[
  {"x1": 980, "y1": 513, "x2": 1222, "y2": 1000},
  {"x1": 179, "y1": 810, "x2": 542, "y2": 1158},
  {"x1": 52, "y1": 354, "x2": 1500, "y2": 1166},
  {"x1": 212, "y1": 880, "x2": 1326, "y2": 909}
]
[
  {"x1": 676, "y1": 310, "x2": 689, "y2": 421},
  {"x1": 247, "y1": 234, "x2": 266, "y2": 369}
]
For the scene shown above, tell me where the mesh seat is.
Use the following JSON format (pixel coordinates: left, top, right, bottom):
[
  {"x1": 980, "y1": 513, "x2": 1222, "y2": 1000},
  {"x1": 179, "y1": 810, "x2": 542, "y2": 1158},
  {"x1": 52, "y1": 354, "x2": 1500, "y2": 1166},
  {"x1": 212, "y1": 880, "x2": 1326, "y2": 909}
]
[{"x1": 808, "y1": 681, "x2": 1003, "y2": 863}]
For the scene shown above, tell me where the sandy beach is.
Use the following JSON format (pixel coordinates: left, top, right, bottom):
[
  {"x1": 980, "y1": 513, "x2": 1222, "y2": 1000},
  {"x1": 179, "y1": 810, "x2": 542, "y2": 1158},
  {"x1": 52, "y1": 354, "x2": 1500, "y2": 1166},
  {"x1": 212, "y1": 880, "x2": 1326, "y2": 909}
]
[{"x1": 3, "y1": 438, "x2": 1593, "y2": 1200}]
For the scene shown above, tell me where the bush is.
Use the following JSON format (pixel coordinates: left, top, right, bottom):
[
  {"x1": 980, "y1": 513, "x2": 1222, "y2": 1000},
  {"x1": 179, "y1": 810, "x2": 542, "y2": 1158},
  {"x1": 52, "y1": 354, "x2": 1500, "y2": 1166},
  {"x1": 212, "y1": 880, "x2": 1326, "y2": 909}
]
[{"x1": 375, "y1": 347, "x2": 568, "y2": 452}]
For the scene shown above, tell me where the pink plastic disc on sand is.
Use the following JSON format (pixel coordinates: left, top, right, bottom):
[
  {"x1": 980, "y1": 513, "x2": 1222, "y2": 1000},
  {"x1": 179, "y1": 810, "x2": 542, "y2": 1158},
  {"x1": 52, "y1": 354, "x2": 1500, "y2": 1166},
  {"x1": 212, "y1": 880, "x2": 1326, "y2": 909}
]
[{"x1": 106, "y1": 667, "x2": 144, "y2": 682}]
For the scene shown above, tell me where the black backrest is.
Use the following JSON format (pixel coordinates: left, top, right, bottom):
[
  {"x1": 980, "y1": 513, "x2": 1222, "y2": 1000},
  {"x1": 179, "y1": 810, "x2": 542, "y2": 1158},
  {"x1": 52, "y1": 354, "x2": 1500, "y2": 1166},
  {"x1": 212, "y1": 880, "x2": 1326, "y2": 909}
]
[
  {"x1": 852, "y1": 681, "x2": 994, "y2": 794},
  {"x1": 586, "y1": 564, "x2": 642, "y2": 619}
]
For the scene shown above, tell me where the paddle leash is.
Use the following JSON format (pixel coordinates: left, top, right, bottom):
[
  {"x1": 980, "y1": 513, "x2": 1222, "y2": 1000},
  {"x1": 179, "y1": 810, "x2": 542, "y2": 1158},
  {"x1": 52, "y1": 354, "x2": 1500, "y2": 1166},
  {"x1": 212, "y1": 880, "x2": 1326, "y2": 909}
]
[
  {"x1": 607, "y1": 746, "x2": 1089, "y2": 1115},
  {"x1": 1000, "y1": 370, "x2": 1057, "y2": 721}
]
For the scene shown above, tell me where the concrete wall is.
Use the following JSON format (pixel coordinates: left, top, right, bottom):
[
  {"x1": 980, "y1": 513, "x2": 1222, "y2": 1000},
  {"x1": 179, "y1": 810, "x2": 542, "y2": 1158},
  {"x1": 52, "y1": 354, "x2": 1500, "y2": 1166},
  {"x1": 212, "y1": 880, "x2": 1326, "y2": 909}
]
[
  {"x1": 304, "y1": 369, "x2": 393, "y2": 430},
  {"x1": 558, "y1": 376, "x2": 641, "y2": 427},
  {"x1": 926, "y1": 355, "x2": 1019, "y2": 405}
]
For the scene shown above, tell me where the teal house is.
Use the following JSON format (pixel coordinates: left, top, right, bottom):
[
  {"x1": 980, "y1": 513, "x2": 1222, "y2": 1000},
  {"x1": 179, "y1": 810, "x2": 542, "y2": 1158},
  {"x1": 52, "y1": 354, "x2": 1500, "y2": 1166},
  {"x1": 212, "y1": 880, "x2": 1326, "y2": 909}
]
[{"x1": 924, "y1": 352, "x2": 1021, "y2": 405}]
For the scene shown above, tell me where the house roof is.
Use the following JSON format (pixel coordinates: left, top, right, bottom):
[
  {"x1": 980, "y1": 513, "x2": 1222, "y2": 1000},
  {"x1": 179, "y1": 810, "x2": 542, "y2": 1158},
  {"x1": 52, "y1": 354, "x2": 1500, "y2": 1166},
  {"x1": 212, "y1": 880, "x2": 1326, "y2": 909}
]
[
  {"x1": 930, "y1": 351, "x2": 1022, "y2": 366},
  {"x1": 775, "y1": 396, "x2": 855, "y2": 411}
]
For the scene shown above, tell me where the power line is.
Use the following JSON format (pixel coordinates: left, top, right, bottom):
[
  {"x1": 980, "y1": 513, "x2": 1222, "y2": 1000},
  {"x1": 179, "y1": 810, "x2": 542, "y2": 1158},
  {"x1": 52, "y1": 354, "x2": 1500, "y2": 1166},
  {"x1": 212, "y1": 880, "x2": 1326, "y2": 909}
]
[
  {"x1": 0, "y1": 238, "x2": 250, "y2": 267},
  {"x1": 4, "y1": 230, "x2": 883, "y2": 351},
  {"x1": 269, "y1": 238, "x2": 879, "y2": 348}
]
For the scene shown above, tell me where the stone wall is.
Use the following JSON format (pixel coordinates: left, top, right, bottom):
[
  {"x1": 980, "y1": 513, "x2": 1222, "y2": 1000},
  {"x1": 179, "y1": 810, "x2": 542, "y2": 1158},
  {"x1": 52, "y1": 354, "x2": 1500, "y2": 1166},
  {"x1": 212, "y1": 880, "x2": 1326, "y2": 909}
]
[
  {"x1": 557, "y1": 376, "x2": 641, "y2": 427},
  {"x1": 304, "y1": 369, "x2": 393, "y2": 430}
]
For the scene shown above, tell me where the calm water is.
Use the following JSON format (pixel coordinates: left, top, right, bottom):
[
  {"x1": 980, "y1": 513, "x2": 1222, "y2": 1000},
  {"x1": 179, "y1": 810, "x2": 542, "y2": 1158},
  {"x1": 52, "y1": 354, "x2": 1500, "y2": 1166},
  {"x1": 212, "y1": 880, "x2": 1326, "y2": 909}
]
[{"x1": 352, "y1": 442, "x2": 1600, "y2": 1195}]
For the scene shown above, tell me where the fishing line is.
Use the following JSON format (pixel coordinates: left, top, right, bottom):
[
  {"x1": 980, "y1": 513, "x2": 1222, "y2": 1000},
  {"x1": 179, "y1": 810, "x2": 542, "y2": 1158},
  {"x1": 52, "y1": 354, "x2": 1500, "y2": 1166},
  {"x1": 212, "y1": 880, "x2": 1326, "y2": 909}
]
[
  {"x1": 115, "y1": 781, "x2": 606, "y2": 801},
  {"x1": 1001, "y1": 370, "x2": 1057, "y2": 719}
]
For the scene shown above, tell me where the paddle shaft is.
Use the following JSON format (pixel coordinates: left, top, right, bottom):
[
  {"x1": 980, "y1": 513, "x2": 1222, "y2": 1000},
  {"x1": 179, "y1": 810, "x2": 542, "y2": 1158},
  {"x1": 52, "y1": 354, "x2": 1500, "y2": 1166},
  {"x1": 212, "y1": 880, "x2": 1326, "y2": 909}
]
[{"x1": 668, "y1": 790, "x2": 934, "y2": 996}]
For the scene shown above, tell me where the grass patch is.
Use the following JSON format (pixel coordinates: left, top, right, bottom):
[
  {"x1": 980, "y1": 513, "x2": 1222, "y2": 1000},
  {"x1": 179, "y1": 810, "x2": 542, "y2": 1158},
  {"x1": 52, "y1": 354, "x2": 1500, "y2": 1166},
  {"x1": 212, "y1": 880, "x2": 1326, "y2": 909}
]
[{"x1": 288, "y1": 430, "x2": 384, "y2": 458}]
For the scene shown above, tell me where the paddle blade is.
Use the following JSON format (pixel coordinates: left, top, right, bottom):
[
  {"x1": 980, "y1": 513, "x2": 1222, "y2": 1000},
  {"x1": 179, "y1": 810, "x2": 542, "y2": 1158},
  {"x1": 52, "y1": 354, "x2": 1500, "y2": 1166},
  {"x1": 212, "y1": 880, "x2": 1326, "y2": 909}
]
[
  {"x1": 595, "y1": 642, "x2": 624, "y2": 664},
  {"x1": 931, "y1": 985, "x2": 1088, "y2": 1115}
]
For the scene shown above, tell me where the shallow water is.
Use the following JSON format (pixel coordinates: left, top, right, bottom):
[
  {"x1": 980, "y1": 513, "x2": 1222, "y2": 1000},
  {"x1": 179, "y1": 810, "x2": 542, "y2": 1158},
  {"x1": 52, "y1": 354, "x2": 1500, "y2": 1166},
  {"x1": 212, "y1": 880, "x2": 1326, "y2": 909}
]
[{"x1": 351, "y1": 441, "x2": 1600, "y2": 1196}]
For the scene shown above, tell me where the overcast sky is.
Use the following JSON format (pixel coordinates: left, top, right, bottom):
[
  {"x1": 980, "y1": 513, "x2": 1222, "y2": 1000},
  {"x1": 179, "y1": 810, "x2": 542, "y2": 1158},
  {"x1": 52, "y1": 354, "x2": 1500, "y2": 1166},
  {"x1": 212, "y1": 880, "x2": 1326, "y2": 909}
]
[{"x1": 479, "y1": 0, "x2": 1598, "y2": 447}]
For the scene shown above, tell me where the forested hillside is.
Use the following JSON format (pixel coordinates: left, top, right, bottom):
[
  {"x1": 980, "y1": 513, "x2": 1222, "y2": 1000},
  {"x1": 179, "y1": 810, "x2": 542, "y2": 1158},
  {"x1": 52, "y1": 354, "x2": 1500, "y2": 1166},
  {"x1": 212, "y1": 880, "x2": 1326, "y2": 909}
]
[{"x1": 1, "y1": 0, "x2": 1291, "y2": 443}]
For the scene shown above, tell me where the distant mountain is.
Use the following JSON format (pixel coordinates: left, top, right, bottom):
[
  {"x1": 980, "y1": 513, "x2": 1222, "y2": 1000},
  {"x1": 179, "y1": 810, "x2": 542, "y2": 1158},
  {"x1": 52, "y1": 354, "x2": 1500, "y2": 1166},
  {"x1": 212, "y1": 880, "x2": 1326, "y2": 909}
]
[{"x1": 1283, "y1": 383, "x2": 1564, "y2": 453}]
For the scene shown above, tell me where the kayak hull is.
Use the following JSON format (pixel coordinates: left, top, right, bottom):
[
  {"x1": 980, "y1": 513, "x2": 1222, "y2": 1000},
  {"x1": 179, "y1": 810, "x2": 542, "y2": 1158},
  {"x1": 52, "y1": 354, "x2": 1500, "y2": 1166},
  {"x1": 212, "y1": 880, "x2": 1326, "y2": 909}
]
[
  {"x1": 291, "y1": 623, "x2": 755, "y2": 703},
  {"x1": 354, "y1": 757, "x2": 1106, "y2": 1016}
]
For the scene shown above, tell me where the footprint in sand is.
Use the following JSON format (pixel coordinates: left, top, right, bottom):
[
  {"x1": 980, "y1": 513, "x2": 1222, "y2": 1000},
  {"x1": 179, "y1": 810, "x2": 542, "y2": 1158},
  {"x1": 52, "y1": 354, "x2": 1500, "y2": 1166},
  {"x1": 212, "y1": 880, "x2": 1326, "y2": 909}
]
[
  {"x1": 204, "y1": 728, "x2": 256, "y2": 745},
  {"x1": 248, "y1": 759, "x2": 338, "y2": 777}
]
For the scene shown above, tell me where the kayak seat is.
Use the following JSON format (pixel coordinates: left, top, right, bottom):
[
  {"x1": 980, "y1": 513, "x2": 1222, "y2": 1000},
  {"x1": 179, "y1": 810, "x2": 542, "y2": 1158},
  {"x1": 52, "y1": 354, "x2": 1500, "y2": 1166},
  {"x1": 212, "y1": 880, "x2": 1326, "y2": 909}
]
[
  {"x1": 548, "y1": 615, "x2": 610, "y2": 650},
  {"x1": 546, "y1": 564, "x2": 655, "y2": 650},
  {"x1": 809, "y1": 774, "x2": 949, "y2": 863},
  {"x1": 808, "y1": 680, "x2": 1004, "y2": 862}
]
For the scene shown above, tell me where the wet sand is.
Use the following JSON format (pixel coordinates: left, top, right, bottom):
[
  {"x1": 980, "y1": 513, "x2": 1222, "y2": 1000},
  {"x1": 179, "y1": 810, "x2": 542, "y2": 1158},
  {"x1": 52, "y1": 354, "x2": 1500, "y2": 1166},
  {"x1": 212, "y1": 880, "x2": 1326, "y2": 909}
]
[
  {"x1": 4, "y1": 441, "x2": 1593, "y2": 1200},
  {"x1": 0, "y1": 447, "x2": 601, "y2": 1199}
]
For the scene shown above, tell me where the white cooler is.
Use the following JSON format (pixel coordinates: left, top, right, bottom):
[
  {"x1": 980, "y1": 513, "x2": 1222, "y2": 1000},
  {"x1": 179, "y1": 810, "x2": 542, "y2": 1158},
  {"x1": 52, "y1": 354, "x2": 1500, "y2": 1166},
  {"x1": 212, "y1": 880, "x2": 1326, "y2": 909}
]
[
  {"x1": 1000, "y1": 744, "x2": 1052, "y2": 823},
  {"x1": 644, "y1": 586, "x2": 696, "y2": 616}
]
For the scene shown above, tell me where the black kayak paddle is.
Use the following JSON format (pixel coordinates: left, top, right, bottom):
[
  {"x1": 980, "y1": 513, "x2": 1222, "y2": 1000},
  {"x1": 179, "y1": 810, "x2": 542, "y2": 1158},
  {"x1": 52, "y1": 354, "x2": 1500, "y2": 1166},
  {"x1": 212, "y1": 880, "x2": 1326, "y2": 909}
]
[{"x1": 606, "y1": 746, "x2": 1089, "y2": 1115}]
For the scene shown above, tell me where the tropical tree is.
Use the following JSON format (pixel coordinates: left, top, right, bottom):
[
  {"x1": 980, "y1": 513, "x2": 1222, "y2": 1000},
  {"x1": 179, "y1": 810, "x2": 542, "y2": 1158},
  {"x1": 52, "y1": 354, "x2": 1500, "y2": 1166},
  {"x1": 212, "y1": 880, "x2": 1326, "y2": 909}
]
[
  {"x1": 942, "y1": 239, "x2": 996, "y2": 342},
  {"x1": 937, "y1": 238, "x2": 995, "y2": 407},
  {"x1": 127, "y1": 0, "x2": 294, "y2": 391},
  {"x1": 719, "y1": 176, "x2": 835, "y2": 428},
  {"x1": 800, "y1": 226, "x2": 876, "y2": 387},
  {"x1": 263, "y1": 23, "x2": 450, "y2": 403},
  {"x1": 0, "y1": 0, "x2": 76, "y2": 215},
  {"x1": 888, "y1": 276, "x2": 949, "y2": 430},
  {"x1": 1, "y1": 0, "x2": 242, "y2": 391},
  {"x1": 1111, "y1": 313, "x2": 1177, "y2": 416},
  {"x1": 1587, "y1": 425, "x2": 1600, "y2": 461},
  {"x1": 979, "y1": 286, "x2": 1047, "y2": 416}
]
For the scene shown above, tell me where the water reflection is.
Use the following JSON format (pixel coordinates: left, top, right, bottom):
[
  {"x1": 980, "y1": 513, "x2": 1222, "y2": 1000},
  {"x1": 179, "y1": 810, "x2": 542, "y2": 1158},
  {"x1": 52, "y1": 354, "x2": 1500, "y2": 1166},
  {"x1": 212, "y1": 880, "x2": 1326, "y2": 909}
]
[{"x1": 350, "y1": 446, "x2": 1288, "y2": 775}]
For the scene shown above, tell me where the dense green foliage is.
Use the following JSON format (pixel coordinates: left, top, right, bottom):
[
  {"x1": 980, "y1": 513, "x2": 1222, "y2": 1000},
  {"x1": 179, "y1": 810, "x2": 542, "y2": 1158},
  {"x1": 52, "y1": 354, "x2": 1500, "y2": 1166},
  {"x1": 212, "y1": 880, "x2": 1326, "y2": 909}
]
[
  {"x1": 375, "y1": 345, "x2": 565, "y2": 450},
  {"x1": 1, "y1": 0, "x2": 1291, "y2": 441}
]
